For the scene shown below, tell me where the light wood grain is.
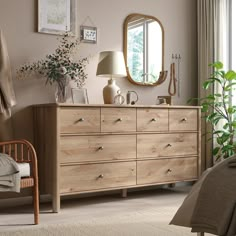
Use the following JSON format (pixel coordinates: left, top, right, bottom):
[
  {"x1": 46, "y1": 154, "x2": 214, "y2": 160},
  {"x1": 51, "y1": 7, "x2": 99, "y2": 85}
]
[
  {"x1": 33, "y1": 106, "x2": 59, "y2": 212},
  {"x1": 60, "y1": 107, "x2": 100, "y2": 133},
  {"x1": 33, "y1": 104, "x2": 201, "y2": 212},
  {"x1": 34, "y1": 103, "x2": 201, "y2": 109},
  {"x1": 169, "y1": 109, "x2": 198, "y2": 131},
  {"x1": 137, "y1": 108, "x2": 168, "y2": 132},
  {"x1": 101, "y1": 108, "x2": 136, "y2": 132},
  {"x1": 137, "y1": 157, "x2": 197, "y2": 185},
  {"x1": 60, "y1": 134, "x2": 136, "y2": 163},
  {"x1": 137, "y1": 133, "x2": 198, "y2": 158},
  {"x1": 60, "y1": 162, "x2": 136, "y2": 193}
]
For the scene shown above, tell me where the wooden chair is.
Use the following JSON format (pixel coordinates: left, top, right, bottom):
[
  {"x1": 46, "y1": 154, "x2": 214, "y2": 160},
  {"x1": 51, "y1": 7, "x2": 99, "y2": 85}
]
[{"x1": 0, "y1": 139, "x2": 39, "y2": 224}]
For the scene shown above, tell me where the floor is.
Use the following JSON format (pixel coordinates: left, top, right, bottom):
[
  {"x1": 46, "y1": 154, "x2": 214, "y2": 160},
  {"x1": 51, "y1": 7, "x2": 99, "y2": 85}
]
[{"x1": 0, "y1": 186, "x2": 210, "y2": 236}]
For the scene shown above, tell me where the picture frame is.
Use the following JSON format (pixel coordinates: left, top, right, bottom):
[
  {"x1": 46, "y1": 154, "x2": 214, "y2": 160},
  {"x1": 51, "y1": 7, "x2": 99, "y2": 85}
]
[
  {"x1": 80, "y1": 26, "x2": 97, "y2": 43},
  {"x1": 38, "y1": 0, "x2": 77, "y2": 35},
  {"x1": 71, "y1": 88, "x2": 89, "y2": 104}
]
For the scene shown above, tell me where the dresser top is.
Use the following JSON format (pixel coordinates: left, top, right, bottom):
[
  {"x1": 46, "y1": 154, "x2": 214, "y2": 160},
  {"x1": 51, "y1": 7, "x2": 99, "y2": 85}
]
[{"x1": 33, "y1": 103, "x2": 201, "y2": 109}]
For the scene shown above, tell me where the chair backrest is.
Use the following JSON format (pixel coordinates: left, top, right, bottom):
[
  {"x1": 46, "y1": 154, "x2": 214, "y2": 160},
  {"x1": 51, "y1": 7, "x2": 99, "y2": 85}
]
[{"x1": 0, "y1": 139, "x2": 36, "y2": 164}]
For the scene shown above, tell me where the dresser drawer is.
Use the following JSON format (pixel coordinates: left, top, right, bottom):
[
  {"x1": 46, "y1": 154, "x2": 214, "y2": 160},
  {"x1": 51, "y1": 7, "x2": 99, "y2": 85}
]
[
  {"x1": 137, "y1": 108, "x2": 168, "y2": 132},
  {"x1": 60, "y1": 107, "x2": 100, "y2": 134},
  {"x1": 101, "y1": 108, "x2": 136, "y2": 132},
  {"x1": 137, "y1": 133, "x2": 197, "y2": 158},
  {"x1": 60, "y1": 135, "x2": 136, "y2": 163},
  {"x1": 169, "y1": 109, "x2": 198, "y2": 131},
  {"x1": 137, "y1": 157, "x2": 197, "y2": 185},
  {"x1": 60, "y1": 161, "x2": 136, "y2": 193}
]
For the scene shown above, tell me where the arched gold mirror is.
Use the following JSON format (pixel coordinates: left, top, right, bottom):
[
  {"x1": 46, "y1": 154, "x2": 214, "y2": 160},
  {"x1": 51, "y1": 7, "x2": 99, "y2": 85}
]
[{"x1": 123, "y1": 14, "x2": 165, "y2": 86}]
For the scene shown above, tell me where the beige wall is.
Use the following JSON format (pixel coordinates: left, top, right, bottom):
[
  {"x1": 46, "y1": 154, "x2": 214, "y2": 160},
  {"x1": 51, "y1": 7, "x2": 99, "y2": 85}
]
[{"x1": 0, "y1": 0, "x2": 197, "y2": 141}]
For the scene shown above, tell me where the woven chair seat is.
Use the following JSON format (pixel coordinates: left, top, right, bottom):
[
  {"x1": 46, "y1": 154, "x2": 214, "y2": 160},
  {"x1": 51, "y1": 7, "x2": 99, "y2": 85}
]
[{"x1": 20, "y1": 177, "x2": 34, "y2": 188}]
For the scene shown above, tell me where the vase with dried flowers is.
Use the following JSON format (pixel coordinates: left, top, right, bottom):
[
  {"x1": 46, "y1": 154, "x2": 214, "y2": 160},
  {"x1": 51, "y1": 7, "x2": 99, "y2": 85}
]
[{"x1": 17, "y1": 32, "x2": 88, "y2": 102}]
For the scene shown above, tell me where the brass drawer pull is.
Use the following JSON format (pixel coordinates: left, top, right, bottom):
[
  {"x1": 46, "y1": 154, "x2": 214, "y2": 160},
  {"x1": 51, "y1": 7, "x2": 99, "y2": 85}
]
[
  {"x1": 181, "y1": 118, "x2": 187, "y2": 122},
  {"x1": 117, "y1": 118, "x2": 123, "y2": 122},
  {"x1": 74, "y1": 118, "x2": 85, "y2": 123},
  {"x1": 98, "y1": 174, "x2": 104, "y2": 179},
  {"x1": 98, "y1": 146, "x2": 104, "y2": 151},
  {"x1": 151, "y1": 118, "x2": 157, "y2": 122},
  {"x1": 167, "y1": 169, "x2": 172, "y2": 173}
]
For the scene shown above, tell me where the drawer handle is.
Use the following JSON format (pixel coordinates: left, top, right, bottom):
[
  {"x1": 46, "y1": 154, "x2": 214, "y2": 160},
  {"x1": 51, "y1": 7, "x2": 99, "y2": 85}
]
[
  {"x1": 77, "y1": 118, "x2": 85, "y2": 122},
  {"x1": 117, "y1": 118, "x2": 123, "y2": 122},
  {"x1": 167, "y1": 169, "x2": 172, "y2": 173},
  {"x1": 98, "y1": 174, "x2": 104, "y2": 179},
  {"x1": 167, "y1": 143, "x2": 172, "y2": 147},
  {"x1": 98, "y1": 146, "x2": 104, "y2": 151},
  {"x1": 151, "y1": 118, "x2": 157, "y2": 122},
  {"x1": 181, "y1": 118, "x2": 187, "y2": 122}
]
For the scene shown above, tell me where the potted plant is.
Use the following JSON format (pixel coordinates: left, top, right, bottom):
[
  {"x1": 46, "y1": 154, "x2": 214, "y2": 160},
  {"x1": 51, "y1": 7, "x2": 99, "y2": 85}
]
[
  {"x1": 189, "y1": 62, "x2": 236, "y2": 161},
  {"x1": 17, "y1": 32, "x2": 88, "y2": 102}
]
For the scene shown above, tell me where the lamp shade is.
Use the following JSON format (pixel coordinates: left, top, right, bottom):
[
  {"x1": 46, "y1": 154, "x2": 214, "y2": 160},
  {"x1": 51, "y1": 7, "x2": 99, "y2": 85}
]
[{"x1": 96, "y1": 51, "x2": 127, "y2": 77}]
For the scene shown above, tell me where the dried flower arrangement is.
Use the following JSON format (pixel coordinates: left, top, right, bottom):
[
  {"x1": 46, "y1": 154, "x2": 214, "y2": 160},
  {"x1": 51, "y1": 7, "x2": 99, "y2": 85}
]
[{"x1": 17, "y1": 32, "x2": 88, "y2": 100}]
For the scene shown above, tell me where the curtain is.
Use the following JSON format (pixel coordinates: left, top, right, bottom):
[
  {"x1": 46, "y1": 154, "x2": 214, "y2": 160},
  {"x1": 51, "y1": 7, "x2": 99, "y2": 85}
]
[
  {"x1": 197, "y1": 0, "x2": 228, "y2": 170},
  {"x1": 0, "y1": 30, "x2": 16, "y2": 140}
]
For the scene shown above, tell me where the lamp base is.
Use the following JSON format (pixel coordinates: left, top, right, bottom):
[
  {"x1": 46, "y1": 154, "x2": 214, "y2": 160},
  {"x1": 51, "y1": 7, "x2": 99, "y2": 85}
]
[{"x1": 103, "y1": 79, "x2": 120, "y2": 104}]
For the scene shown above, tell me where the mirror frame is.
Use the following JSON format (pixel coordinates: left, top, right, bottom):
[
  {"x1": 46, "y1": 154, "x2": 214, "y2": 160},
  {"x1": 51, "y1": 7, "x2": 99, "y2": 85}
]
[{"x1": 123, "y1": 13, "x2": 165, "y2": 86}]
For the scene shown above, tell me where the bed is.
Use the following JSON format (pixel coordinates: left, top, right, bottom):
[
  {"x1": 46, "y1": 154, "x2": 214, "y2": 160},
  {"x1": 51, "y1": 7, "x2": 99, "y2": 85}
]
[{"x1": 170, "y1": 156, "x2": 236, "y2": 236}]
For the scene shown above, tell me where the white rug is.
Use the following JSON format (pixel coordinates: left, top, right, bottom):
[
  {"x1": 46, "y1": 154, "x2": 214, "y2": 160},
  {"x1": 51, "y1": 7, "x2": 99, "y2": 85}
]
[{"x1": 0, "y1": 187, "x2": 212, "y2": 236}]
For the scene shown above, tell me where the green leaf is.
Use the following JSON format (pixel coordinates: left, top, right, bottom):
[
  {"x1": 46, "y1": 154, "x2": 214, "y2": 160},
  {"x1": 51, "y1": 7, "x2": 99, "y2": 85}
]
[
  {"x1": 223, "y1": 123, "x2": 229, "y2": 129},
  {"x1": 228, "y1": 107, "x2": 236, "y2": 114},
  {"x1": 208, "y1": 77, "x2": 222, "y2": 84},
  {"x1": 212, "y1": 117, "x2": 222, "y2": 125},
  {"x1": 206, "y1": 113, "x2": 217, "y2": 122},
  {"x1": 203, "y1": 80, "x2": 214, "y2": 90},
  {"x1": 209, "y1": 61, "x2": 223, "y2": 70},
  {"x1": 217, "y1": 133, "x2": 231, "y2": 145},
  {"x1": 225, "y1": 70, "x2": 236, "y2": 81},
  {"x1": 225, "y1": 83, "x2": 236, "y2": 91},
  {"x1": 232, "y1": 121, "x2": 236, "y2": 128},
  {"x1": 206, "y1": 94, "x2": 215, "y2": 100},
  {"x1": 213, "y1": 147, "x2": 220, "y2": 156},
  {"x1": 187, "y1": 97, "x2": 198, "y2": 104},
  {"x1": 214, "y1": 93, "x2": 222, "y2": 97}
]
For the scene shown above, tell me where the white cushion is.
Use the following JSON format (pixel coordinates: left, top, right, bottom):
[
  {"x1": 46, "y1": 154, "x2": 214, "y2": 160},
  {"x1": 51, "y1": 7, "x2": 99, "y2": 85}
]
[{"x1": 17, "y1": 163, "x2": 30, "y2": 177}]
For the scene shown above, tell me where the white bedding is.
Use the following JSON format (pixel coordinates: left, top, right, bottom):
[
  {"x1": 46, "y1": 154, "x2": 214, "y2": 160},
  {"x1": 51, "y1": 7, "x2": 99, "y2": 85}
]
[{"x1": 17, "y1": 163, "x2": 30, "y2": 177}]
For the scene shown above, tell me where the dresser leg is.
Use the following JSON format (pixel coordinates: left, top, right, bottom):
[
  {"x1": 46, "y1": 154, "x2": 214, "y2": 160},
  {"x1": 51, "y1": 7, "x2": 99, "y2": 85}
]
[
  {"x1": 121, "y1": 189, "x2": 127, "y2": 198},
  {"x1": 168, "y1": 183, "x2": 176, "y2": 188},
  {"x1": 197, "y1": 233, "x2": 204, "y2": 236},
  {"x1": 52, "y1": 194, "x2": 60, "y2": 213}
]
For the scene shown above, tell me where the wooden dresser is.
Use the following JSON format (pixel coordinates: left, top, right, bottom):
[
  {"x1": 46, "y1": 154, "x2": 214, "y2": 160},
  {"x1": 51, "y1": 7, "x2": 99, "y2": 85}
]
[{"x1": 33, "y1": 104, "x2": 201, "y2": 212}]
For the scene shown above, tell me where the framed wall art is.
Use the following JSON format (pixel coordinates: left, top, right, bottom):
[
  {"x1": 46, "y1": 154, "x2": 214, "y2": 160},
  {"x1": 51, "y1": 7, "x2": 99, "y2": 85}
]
[
  {"x1": 71, "y1": 88, "x2": 89, "y2": 104},
  {"x1": 80, "y1": 26, "x2": 97, "y2": 43},
  {"x1": 38, "y1": 0, "x2": 77, "y2": 35}
]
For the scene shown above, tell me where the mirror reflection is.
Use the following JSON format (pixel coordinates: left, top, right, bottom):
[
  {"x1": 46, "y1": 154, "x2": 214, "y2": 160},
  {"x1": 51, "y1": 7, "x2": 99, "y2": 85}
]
[{"x1": 124, "y1": 14, "x2": 165, "y2": 86}]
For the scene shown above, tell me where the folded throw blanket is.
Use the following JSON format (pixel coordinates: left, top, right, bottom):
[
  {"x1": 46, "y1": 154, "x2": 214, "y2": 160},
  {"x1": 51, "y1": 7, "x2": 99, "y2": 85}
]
[
  {"x1": 0, "y1": 153, "x2": 20, "y2": 192},
  {"x1": 228, "y1": 157, "x2": 236, "y2": 168},
  {"x1": 170, "y1": 155, "x2": 236, "y2": 236}
]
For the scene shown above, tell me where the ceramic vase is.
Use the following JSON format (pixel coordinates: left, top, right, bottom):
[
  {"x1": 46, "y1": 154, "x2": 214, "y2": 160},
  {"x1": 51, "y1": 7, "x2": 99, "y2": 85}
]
[{"x1": 103, "y1": 79, "x2": 120, "y2": 104}]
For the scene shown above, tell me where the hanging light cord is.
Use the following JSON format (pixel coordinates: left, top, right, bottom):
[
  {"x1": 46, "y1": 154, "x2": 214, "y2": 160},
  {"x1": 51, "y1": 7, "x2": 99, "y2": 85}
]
[{"x1": 168, "y1": 62, "x2": 177, "y2": 96}]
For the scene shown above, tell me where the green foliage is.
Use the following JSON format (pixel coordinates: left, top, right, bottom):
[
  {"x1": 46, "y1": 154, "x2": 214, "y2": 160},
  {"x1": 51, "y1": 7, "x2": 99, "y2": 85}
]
[
  {"x1": 17, "y1": 32, "x2": 88, "y2": 90},
  {"x1": 127, "y1": 28, "x2": 144, "y2": 82},
  {"x1": 189, "y1": 61, "x2": 236, "y2": 161}
]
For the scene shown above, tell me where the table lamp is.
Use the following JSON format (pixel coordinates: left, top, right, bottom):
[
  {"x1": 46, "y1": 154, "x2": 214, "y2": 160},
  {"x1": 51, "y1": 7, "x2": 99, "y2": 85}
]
[{"x1": 96, "y1": 51, "x2": 127, "y2": 104}]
